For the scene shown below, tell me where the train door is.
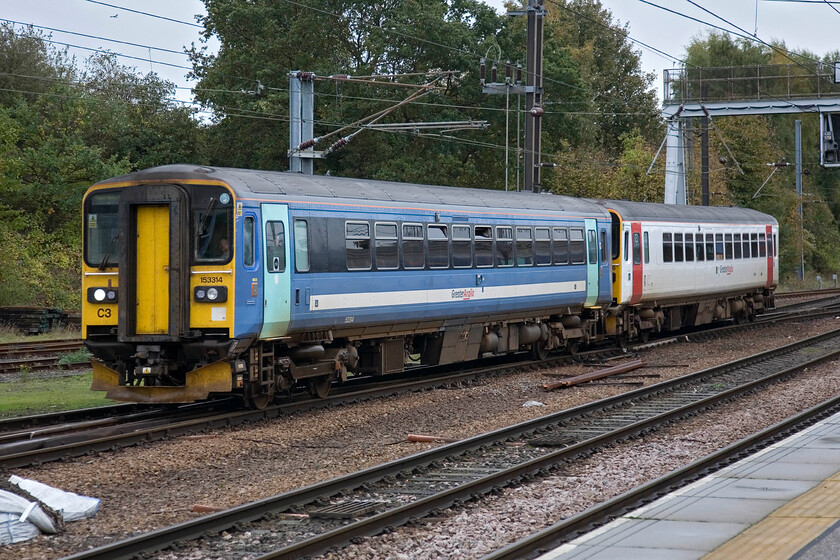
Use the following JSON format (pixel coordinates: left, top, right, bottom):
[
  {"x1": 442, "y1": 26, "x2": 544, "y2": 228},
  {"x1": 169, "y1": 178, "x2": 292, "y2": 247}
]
[
  {"x1": 765, "y1": 225, "x2": 774, "y2": 288},
  {"x1": 630, "y1": 222, "x2": 643, "y2": 304},
  {"x1": 260, "y1": 203, "x2": 291, "y2": 338},
  {"x1": 584, "y1": 218, "x2": 599, "y2": 306},
  {"x1": 118, "y1": 185, "x2": 189, "y2": 341}
]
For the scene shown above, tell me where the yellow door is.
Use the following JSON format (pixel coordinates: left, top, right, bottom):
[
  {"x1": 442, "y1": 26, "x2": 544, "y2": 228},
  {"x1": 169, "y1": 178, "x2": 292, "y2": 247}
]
[{"x1": 135, "y1": 205, "x2": 170, "y2": 334}]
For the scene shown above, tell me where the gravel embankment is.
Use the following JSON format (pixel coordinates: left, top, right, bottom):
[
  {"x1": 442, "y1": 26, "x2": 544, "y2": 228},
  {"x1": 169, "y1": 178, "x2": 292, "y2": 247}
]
[{"x1": 5, "y1": 317, "x2": 840, "y2": 560}]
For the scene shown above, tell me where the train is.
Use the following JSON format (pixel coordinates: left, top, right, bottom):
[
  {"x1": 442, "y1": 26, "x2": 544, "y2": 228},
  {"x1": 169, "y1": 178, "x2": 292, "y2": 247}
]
[{"x1": 81, "y1": 165, "x2": 778, "y2": 408}]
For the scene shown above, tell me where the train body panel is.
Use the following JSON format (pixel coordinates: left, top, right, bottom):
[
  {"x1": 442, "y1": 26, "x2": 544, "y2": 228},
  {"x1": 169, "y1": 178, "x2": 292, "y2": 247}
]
[{"x1": 80, "y1": 165, "x2": 778, "y2": 406}]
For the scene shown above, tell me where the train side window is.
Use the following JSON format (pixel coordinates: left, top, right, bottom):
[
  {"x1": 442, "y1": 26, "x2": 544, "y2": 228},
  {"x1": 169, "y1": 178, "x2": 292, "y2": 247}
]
[
  {"x1": 750, "y1": 233, "x2": 758, "y2": 258},
  {"x1": 643, "y1": 231, "x2": 650, "y2": 264},
  {"x1": 707, "y1": 233, "x2": 716, "y2": 260},
  {"x1": 695, "y1": 233, "x2": 705, "y2": 261},
  {"x1": 553, "y1": 227, "x2": 569, "y2": 264},
  {"x1": 685, "y1": 233, "x2": 694, "y2": 261},
  {"x1": 374, "y1": 222, "x2": 398, "y2": 270},
  {"x1": 733, "y1": 233, "x2": 742, "y2": 259},
  {"x1": 632, "y1": 232, "x2": 641, "y2": 265},
  {"x1": 346, "y1": 221, "x2": 371, "y2": 270},
  {"x1": 673, "y1": 233, "x2": 683, "y2": 262},
  {"x1": 475, "y1": 226, "x2": 494, "y2": 267},
  {"x1": 570, "y1": 228, "x2": 585, "y2": 264},
  {"x1": 428, "y1": 224, "x2": 449, "y2": 269},
  {"x1": 265, "y1": 221, "x2": 285, "y2": 272},
  {"x1": 535, "y1": 227, "x2": 551, "y2": 265},
  {"x1": 663, "y1": 232, "x2": 673, "y2": 263},
  {"x1": 293, "y1": 219, "x2": 310, "y2": 272},
  {"x1": 402, "y1": 223, "x2": 425, "y2": 269},
  {"x1": 496, "y1": 226, "x2": 514, "y2": 267},
  {"x1": 624, "y1": 231, "x2": 630, "y2": 262},
  {"x1": 243, "y1": 216, "x2": 255, "y2": 267},
  {"x1": 516, "y1": 227, "x2": 533, "y2": 266},
  {"x1": 452, "y1": 225, "x2": 472, "y2": 268},
  {"x1": 759, "y1": 233, "x2": 767, "y2": 257},
  {"x1": 724, "y1": 233, "x2": 733, "y2": 259},
  {"x1": 742, "y1": 233, "x2": 750, "y2": 258},
  {"x1": 715, "y1": 234, "x2": 724, "y2": 260},
  {"x1": 587, "y1": 229, "x2": 598, "y2": 264},
  {"x1": 772, "y1": 234, "x2": 777, "y2": 257},
  {"x1": 600, "y1": 230, "x2": 608, "y2": 264}
]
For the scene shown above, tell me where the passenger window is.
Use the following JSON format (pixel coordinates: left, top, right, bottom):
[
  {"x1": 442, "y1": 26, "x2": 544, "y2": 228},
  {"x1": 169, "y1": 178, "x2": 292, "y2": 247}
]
[
  {"x1": 243, "y1": 216, "x2": 255, "y2": 267},
  {"x1": 715, "y1": 233, "x2": 724, "y2": 260},
  {"x1": 733, "y1": 233, "x2": 742, "y2": 259},
  {"x1": 570, "y1": 228, "x2": 585, "y2": 264},
  {"x1": 516, "y1": 227, "x2": 533, "y2": 266},
  {"x1": 674, "y1": 233, "x2": 684, "y2": 262},
  {"x1": 663, "y1": 232, "x2": 673, "y2": 263},
  {"x1": 402, "y1": 223, "x2": 424, "y2": 269},
  {"x1": 725, "y1": 233, "x2": 733, "y2": 259},
  {"x1": 759, "y1": 233, "x2": 767, "y2": 257},
  {"x1": 685, "y1": 233, "x2": 694, "y2": 261},
  {"x1": 375, "y1": 222, "x2": 398, "y2": 270},
  {"x1": 553, "y1": 227, "x2": 569, "y2": 264},
  {"x1": 294, "y1": 219, "x2": 309, "y2": 272},
  {"x1": 535, "y1": 227, "x2": 551, "y2": 265},
  {"x1": 496, "y1": 226, "x2": 514, "y2": 267},
  {"x1": 695, "y1": 233, "x2": 705, "y2": 261},
  {"x1": 773, "y1": 234, "x2": 777, "y2": 257},
  {"x1": 751, "y1": 233, "x2": 759, "y2": 258},
  {"x1": 643, "y1": 231, "x2": 650, "y2": 264},
  {"x1": 428, "y1": 224, "x2": 449, "y2": 269},
  {"x1": 632, "y1": 232, "x2": 641, "y2": 265},
  {"x1": 624, "y1": 231, "x2": 630, "y2": 262},
  {"x1": 475, "y1": 226, "x2": 494, "y2": 268},
  {"x1": 452, "y1": 225, "x2": 472, "y2": 268},
  {"x1": 587, "y1": 230, "x2": 598, "y2": 264},
  {"x1": 265, "y1": 220, "x2": 285, "y2": 273},
  {"x1": 600, "y1": 230, "x2": 608, "y2": 264},
  {"x1": 706, "y1": 233, "x2": 715, "y2": 261},
  {"x1": 346, "y1": 221, "x2": 371, "y2": 270}
]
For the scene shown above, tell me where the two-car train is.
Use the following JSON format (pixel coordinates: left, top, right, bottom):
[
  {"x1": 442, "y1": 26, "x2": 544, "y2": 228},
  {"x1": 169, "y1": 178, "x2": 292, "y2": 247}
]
[{"x1": 81, "y1": 165, "x2": 778, "y2": 407}]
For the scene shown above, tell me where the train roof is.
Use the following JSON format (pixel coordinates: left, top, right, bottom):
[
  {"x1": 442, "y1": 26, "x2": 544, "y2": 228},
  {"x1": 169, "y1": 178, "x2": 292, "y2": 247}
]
[
  {"x1": 95, "y1": 165, "x2": 610, "y2": 217},
  {"x1": 596, "y1": 198, "x2": 777, "y2": 226}
]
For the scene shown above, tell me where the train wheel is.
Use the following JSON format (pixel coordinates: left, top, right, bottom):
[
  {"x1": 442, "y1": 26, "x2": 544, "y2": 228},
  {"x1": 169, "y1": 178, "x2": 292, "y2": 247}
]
[
  {"x1": 639, "y1": 330, "x2": 651, "y2": 343},
  {"x1": 245, "y1": 383, "x2": 275, "y2": 410},
  {"x1": 310, "y1": 376, "x2": 332, "y2": 399},
  {"x1": 530, "y1": 341, "x2": 549, "y2": 361},
  {"x1": 567, "y1": 340, "x2": 579, "y2": 355}
]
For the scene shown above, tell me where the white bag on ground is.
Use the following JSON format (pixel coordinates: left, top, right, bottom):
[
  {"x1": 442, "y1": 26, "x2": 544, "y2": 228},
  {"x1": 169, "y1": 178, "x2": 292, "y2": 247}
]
[
  {"x1": 8, "y1": 476, "x2": 100, "y2": 522},
  {"x1": 0, "y1": 488, "x2": 60, "y2": 535},
  {"x1": 0, "y1": 512, "x2": 40, "y2": 544}
]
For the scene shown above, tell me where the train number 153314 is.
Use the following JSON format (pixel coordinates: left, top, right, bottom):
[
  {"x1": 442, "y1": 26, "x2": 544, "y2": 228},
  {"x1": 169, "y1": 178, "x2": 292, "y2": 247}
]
[{"x1": 200, "y1": 276, "x2": 224, "y2": 284}]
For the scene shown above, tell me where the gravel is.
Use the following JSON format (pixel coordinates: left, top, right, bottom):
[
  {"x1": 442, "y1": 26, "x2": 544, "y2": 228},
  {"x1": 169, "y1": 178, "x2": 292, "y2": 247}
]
[{"x1": 4, "y1": 317, "x2": 840, "y2": 560}]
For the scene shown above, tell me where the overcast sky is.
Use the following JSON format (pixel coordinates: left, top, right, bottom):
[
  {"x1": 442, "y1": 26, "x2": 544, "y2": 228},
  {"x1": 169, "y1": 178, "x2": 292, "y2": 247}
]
[{"x1": 3, "y1": 0, "x2": 837, "y2": 107}]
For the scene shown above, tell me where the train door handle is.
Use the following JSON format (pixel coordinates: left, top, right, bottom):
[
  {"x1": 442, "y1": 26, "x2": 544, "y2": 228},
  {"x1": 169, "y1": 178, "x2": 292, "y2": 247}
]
[{"x1": 273, "y1": 257, "x2": 281, "y2": 272}]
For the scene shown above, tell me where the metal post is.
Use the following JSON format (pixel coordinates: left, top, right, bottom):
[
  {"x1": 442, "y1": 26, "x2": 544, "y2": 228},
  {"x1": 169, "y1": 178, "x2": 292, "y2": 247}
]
[
  {"x1": 796, "y1": 119, "x2": 804, "y2": 281},
  {"x1": 701, "y1": 112, "x2": 709, "y2": 206},
  {"x1": 289, "y1": 71, "x2": 301, "y2": 173},
  {"x1": 301, "y1": 74, "x2": 314, "y2": 175},
  {"x1": 664, "y1": 118, "x2": 686, "y2": 204},
  {"x1": 523, "y1": 0, "x2": 545, "y2": 193}
]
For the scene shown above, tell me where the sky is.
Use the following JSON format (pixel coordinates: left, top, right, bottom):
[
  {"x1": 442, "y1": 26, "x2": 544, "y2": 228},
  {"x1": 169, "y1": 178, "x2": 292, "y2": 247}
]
[{"x1": 2, "y1": 0, "x2": 838, "y2": 108}]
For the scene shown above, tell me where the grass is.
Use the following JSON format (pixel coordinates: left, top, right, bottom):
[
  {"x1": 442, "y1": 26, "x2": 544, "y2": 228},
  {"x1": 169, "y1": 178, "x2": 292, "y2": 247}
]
[
  {"x1": 0, "y1": 372, "x2": 111, "y2": 418},
  {"x1": 0, "y1": 323, "x2": 81, "y2": 344}
]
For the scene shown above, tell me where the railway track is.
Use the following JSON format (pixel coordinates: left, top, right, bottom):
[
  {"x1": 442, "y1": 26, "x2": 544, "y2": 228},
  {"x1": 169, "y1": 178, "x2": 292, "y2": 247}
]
[
  {"x1": 60, "y1": 327, "x2": 840, "y2": 560},
  {"x1": 0, "y1": 339, "x2": 88, "y2": 374}
]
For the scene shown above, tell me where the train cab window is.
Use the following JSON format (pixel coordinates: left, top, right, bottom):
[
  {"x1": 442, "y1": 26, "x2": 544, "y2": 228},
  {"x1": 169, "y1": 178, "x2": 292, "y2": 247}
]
[
  {"x1": 663, "y1": 233, "x2": 673, "y2": 263},
  {"x1": 293, "y1": 220, "x2": 309, "y2": 272},
  {"x1": 632, "y1": 232, "x2": 641, "y2": 265},
  {"x1": 346, "y1": 221, "x2": 371, "y2": 270},
  {"x1": 724, "y1": 234, "x2": 733, "y2": 259},
  {"x1": 516, "y1": 227, "x2": 533, "y2": 266},
  {"x1": 695, "y1": 233, "x2": 705, "y2": 262},
  {"x1": 535, "y1": 227, "x2": 551, "y2": 265},
  {"x1": 715, "y1": 234, "x2": 724, "y2": 260},
  {"x1": 600, "y1": 230, "x2": 608, "y2": 264},
  {"x1": 374, "y1": 222, "x2": 398, "y2": 270},
  {"x1": 570, "y1": 228, "x2": 586, "y2": 264},
  {"x1": 475, "y1": 226, "x2": 494, "y2": 267},
  {"x1": 496, "y1": 226, "x2": 514, "y2": 267},
  {"x1": 643, "y1": 232, "x2": 650, "y2": 264},
  {"x1": 452, "y1": 225, "x2": 472, "y2": 268},
  {"x1": 85, "y1": 191, "x2": 121, "y2": 267},
  {"x1": 243, "y1": 217, "x2": 255, "y2": 267},
  {"x1": 673, "y1": 233, "x2": 684, "y2": 262},
  {"x1": 750, "y1": 233, "x2": 758, "y2": 258},
  {"x1": 265, "y1": 221, "x2": 285, "y2": 273},
  {"x1": 733, "y1": 234, "x2": 742, "y2": 259},
  {"x1": 428, "y1": 224, "x2": 449, "y2": 269},
  {"x1": 402, "y1": 223, "x2": 425, "y2": 269},
  {"x1": 685, "y1": 233, "x2": 694, "y2": 261},
  {"x1": 706, "y1": 233, "x2": 716, "y2": 260},
  {"x1": 553, "y1": 227, "x2": 569, "y2": 265},
  {"x1": 759, "y1": 233, "x2": 767, "y2": 257},
  {"x1": 194, "y1": 196, "x2": 233, "y2": 264}
]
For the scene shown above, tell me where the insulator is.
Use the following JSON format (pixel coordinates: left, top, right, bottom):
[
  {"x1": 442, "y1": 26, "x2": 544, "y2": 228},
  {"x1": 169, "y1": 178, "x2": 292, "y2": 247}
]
[
  {"x1": 491, "y1": 64, "x2": 497, "y2": 83},
  {"x1": 480, "y1": 58, "x2": 486, "y2": 84},
  {"x1": 505, "y1": 60, "x2": 511, "y2": 82},
  {"x1": 516, "y1": 63, "x2": 522, "y2": 84},
  {"x1": 298, "y1": 139, "x2": 316, "y2": 150},
  {"x1": 297, "y1": 71, "x2": 315, "y2": 81},
  {"x1": 333, "y1": 74, "x2": 349, "y2": 80},
  {"x1": 529, "y1": 106, "x2": 544, "y2": 117},
  {"x1": 327, "y1": 137, "x2": 348, "y2": 153}
]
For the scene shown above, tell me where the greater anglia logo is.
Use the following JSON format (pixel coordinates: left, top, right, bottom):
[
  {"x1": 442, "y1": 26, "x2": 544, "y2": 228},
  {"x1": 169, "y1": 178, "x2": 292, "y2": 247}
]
[
  {"x1": 451, "y1": 289, "x2": 476, "y2": 301},
  {"x1": 716, "y1": 265, "x2": 734, "y2": 275}
]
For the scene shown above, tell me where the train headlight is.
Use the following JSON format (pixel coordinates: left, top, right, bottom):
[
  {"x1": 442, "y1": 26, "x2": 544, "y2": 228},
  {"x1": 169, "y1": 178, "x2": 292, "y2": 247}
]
[
  {"x1": 194, "y1": 286, "x2": 227, "y2": 303},
  {"x1": 87, "y1": 287, "x2": 118, "y2": 303}
]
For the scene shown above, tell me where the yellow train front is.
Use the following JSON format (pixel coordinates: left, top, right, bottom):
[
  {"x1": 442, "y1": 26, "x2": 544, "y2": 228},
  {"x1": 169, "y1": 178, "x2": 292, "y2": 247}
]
[{"x1": 82, "y1": 169, "x2": 242, "y2": 404}]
